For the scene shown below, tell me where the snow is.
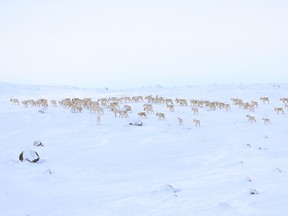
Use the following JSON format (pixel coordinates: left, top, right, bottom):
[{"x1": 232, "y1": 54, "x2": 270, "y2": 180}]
[{"x1": 0, "y1": 82, "x2": 288, "y2": 216}]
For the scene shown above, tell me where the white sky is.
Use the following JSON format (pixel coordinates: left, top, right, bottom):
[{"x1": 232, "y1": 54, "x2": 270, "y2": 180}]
[{"x1": 0, "y1": 0, "x2": 288, "y2": 89}]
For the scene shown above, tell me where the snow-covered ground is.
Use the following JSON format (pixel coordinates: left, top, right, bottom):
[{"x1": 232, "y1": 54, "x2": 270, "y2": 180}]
[{"x1": 1, "y1": 82, "x2": 288, "y2": 216}]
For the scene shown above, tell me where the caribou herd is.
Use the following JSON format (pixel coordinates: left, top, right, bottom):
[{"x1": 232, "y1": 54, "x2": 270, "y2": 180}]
[{"x1": 9, "y1": 94, "x2": 288, "y2": 127}]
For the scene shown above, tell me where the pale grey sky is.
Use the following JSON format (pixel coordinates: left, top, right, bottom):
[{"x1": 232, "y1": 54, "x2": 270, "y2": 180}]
[{"x1": 0, "y1": 0, "x2": 287, "y2": 89}]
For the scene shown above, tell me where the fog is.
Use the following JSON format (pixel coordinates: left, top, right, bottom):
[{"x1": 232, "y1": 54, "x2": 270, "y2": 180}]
[{"x1": 1, "y1": 0, "x2": 287, "y2": 89}]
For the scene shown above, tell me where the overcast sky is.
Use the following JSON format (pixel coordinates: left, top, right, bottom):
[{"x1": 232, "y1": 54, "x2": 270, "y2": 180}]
[{"x1": 0, "y1": 0, "x2": 287, "y2": 89}]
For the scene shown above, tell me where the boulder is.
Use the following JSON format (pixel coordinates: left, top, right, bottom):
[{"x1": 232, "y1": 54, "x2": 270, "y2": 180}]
[
  {"x1": 38, "y1": 108, "x2": 46, "y2": 113},
  {"x1": 129, "y1": 120, "x2": 143, "y2": 126},
  {"x1": 19, "y1": 150, "x2": 40, "y2": 163},
  {"x1": 33, "y1": 140, "x2": 44, "y2": 147},
  {"x1": 249, "y1": 188, "x2": 259, "y2": 195}
]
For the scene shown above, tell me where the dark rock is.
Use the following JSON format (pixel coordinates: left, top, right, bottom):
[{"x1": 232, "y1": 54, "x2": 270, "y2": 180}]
[
  {"x1": 249, "y1": 188, "x2": 259, "y2": 195},
  {"x1": 129, "y1": 120, "x2": 143, "y2": 126},
  {"x1": 19, "y1": 150, "x2": 40, "y2": 163},
  {"x1": 33, "y1": 140, "x2": 44, "y2": 147}
]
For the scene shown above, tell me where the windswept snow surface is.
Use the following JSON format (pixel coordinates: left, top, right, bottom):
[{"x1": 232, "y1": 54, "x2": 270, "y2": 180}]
[{"x1": 1, "y1": 82, "x2": 288, "y2": 216}]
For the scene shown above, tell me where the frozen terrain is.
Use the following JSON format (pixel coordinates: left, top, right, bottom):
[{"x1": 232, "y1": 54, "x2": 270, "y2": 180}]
[{"x1": 0, "y1": 82, "x2": 288, "y2": 216}]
